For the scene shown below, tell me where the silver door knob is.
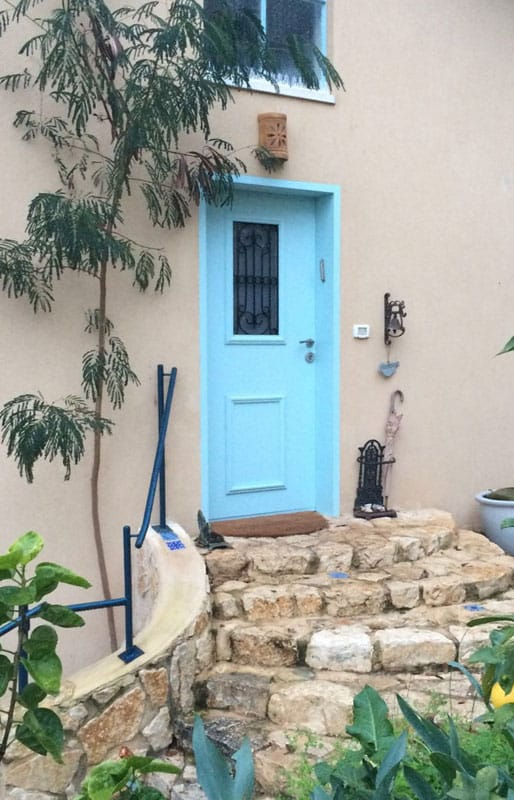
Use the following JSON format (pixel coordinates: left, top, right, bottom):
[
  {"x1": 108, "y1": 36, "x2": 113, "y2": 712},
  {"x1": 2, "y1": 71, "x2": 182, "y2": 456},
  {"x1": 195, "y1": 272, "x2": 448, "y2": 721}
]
[{"x1": 299, "y1": 338, "x2": 315, "y2": 348}]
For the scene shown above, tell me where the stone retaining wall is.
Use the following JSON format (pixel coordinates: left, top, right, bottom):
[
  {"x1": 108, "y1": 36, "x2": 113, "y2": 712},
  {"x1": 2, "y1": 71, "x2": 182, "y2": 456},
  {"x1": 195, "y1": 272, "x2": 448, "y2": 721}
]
[{"x1": 3, "y1": 526, "x2": 213, "y2": 800}]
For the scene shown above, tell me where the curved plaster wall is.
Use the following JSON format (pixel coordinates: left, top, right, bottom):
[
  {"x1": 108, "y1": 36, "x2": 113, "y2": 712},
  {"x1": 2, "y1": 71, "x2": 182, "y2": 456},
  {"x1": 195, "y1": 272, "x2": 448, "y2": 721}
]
[{"x1": 4, "y1": 525, "x2": 211, "y2": 800}]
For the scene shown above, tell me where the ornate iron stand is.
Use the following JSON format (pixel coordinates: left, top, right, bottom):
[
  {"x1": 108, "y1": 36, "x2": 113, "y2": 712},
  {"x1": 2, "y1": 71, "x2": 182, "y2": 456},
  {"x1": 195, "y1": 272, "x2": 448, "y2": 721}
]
[{"x1": 354, "y1": 439, "x2": 397, "y2": 519}]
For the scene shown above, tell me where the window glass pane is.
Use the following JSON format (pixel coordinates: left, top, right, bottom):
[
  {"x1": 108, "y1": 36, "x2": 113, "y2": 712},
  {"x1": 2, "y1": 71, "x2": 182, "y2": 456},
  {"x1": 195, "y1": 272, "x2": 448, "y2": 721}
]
[
  {"x1": 233, "y1": 222, "x2": 279, "y2": 335},
  {"x1": 204, "y1": 0, "x2": 260, "y2": 17},
  {"x1": 267, "y1": 0, "x2": 323, "y2": 84}
]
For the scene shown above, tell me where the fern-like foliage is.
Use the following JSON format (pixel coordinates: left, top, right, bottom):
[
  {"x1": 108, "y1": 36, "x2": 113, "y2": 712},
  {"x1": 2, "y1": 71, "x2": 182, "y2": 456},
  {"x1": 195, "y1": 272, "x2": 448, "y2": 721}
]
[{"x1": 0, "y1": 394, "x2": 112, "y2": 482}]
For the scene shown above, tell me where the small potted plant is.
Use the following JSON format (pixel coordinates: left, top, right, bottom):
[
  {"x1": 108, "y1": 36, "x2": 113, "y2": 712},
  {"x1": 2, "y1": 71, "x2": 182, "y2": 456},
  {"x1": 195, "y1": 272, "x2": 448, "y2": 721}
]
[{"x1": 475, "y1": 335, "x2": 514, "y2": 556}]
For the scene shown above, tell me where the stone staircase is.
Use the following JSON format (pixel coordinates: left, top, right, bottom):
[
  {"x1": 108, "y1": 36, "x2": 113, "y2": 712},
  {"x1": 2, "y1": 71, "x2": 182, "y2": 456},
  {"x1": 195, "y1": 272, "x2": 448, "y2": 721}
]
[{"x1": 193, "y1": 510, "x2": 514, "y2": 795}]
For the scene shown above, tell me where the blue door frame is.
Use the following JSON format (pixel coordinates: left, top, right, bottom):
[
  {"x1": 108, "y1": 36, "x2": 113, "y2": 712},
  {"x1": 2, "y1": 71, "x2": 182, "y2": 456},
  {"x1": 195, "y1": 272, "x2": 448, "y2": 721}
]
[{"x1": 200, "y1": 176, "x2": 340, "y2": 519}]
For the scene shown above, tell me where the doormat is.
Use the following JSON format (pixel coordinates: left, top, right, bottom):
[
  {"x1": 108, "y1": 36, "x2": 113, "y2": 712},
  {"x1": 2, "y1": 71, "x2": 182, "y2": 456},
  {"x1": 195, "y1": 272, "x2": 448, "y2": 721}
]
[{"x1": 213, "y1": 511, "x2": 327, "y2": 539}]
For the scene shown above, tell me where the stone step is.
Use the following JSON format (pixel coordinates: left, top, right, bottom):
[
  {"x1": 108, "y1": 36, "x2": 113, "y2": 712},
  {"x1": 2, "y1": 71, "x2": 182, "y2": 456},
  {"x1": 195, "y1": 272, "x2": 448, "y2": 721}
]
[
  {"x1": 204, "y1": 510, "x2": 461, "y2": 590},
  {"x1": 211, "y1": 552, "x2": 514, "y2": 626}
]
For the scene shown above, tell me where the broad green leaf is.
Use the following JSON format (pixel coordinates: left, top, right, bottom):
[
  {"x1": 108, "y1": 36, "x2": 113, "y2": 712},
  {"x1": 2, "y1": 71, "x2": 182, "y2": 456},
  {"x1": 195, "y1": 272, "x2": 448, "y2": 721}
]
[
  {"x1": 429, "y1": 752, "x2": 459, "y2": 787},
  {"x1": 12, "y1": 531, "x2": 44, "y2": 565},
  {"x1": 24, "y1": 625, "x2": 58, "y2": 658},
  {"x1": 192, "y1": 714, "x2": 233, "y2": 800},
  {"x1": 0, "y1": 568, "x2": 13, "y2": 580},
  {"x1": 397, "y1": 694, "x2": 450, "y2": 756},
  {"x1": 448, "y1": 661, "x2": 485, "y2": 702},
  {"x1": 0, "y1": 653, "x2": 13, "y2": 696},
  {"x1": 35, "y1": 562, "x2": 91, "y2": 589},
  {"x1": 0, "y1": 584, "x2": 35, "y2": 606},
  {"x1": 0, "y1": 601, "x2": 12, "y2": 624},
  {"x1": 22, "y1": 651, "x2": 62, "y2": 694},
  {"x1": 0, "y1": 532, "x2": 43, "y2": 569},
  {"x1": 375, "y1": 730, "x2": 407, "y2": 789},
  {"x1": 18, "y1": 682, "x2": 47, "y2": 709},
  {"x1": 232, "y1": 737, "x2": 255, "y2": 800},
  {"x1": 404, "y1": 764, "x2": 439, "y2": 800},
  {"x1": 38, "y1": 602, "x2": 85, "y2": 627},
  {"x1": 311, "y1": 788, "x2": 333, "y2": 800},
  {"x1": 346, "y1": 685, "x2": 394, "y2": 755},
  {"x1": 83, "y1": 760, "x2": 131, "y2": 800},
  {"x1": 16, "y1": 707, "x2": 64, "y2": 762}
]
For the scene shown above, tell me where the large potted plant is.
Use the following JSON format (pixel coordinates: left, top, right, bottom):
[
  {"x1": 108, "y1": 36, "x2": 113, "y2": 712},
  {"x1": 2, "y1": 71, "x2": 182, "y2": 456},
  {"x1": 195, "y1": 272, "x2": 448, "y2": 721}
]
[
  {"x1": 475, "y1": 335, "x2": 514, "y2": 556},
  {"x1": 475, "y1": 487, "x2": 514, "y2": 555}
]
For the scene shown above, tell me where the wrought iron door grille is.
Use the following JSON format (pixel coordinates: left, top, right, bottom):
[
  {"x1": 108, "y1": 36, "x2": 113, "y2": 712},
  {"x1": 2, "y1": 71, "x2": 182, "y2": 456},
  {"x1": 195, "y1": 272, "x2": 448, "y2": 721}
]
[{"x1": 233, "y1": 221, "x2": 279, "y2": 335}]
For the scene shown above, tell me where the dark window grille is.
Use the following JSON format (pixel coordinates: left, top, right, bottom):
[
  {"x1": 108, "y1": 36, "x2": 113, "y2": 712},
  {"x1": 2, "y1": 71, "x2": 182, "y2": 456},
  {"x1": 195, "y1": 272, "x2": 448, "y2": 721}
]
[{"x1": 233, "y1": 221, "x2": 279, "y2": 335}]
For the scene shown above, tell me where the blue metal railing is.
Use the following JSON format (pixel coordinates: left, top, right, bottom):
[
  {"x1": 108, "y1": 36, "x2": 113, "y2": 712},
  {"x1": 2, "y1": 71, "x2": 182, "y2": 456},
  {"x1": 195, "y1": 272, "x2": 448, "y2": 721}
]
[{"x1": 0, "y1": 365, "x2": 178, "y2": 681}]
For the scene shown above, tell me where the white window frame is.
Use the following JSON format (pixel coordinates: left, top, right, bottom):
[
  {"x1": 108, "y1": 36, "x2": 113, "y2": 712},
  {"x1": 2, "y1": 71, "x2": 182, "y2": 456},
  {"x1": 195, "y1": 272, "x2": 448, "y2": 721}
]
[{"x1": 209, "y1": 0, "x2": 335, "y2": 104}]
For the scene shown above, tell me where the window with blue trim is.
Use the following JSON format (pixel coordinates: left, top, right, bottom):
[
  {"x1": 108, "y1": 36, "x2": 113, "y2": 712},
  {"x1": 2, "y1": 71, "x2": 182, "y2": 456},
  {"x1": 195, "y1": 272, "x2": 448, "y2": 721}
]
[{"x1": 204, "y1": 0, "x2": 327, "y2": 88}]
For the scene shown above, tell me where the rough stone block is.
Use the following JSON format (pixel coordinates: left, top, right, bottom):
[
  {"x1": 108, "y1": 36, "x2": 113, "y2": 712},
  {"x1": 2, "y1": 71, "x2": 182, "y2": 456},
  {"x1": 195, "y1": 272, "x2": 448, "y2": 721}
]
[
  {"x1": 460, "y1": 561, "x2": 513, "y2": 599},
  {"x1": 248, "y1": 543, "x2": 319, "y2": 576},
  {"x1": 268, "y1": 681, "x2": 353, "y2": 735},
  {"x1": 311, "y1": 542, "x2": 353, "y2": 573},
  {"x1": 140, "y1": 667, "x2": 169, "y2": 707},
  {"x1": 242, "y1": 585, "x2": 296, "y2": 621},
  {"x1": 351, "y1": 535, "x2": 398, "y2": 569},
  {"x1": 143, "y1": 707, "x2": 172, "y2": 750},
  {"x1": 390, "y1": 536, "x2": 423, "y2": 562},
  {"x1": 306, "y1": 626, "x2": 373, "y2": 672},
  {"x1": 231, "y1": 625, "x2": 299, "y2": 667},
  {"x1": 5, "y1": 750, "x2": 83, "y2": 794},
  {"x1": 323, "y1": 580, "x2": 387, "y2": 617},
  {"x1": 78, "y1": 687, "x2": 146, "y2": 764},
  {"x1": 387, "y1": 580, "x2": 420, "y2": 609},
  {"x1": 294, "y1": 585, "x2": 324, "y2": 616},
  {"x1": 205, "y1": 550, "x2": 249, "y2": 588},
  {"x1": 213, "y1": 591, "x2": 241, "y2": 620},
  {"x1": 205, "y1": 671, "x2": 271, "y2": 718},
  {"x1": 422, "y1": 577, "x2": 466, "y2": 607},
  {"x1": 373, "y1": 628, "x2": 456, "y2": 670}
]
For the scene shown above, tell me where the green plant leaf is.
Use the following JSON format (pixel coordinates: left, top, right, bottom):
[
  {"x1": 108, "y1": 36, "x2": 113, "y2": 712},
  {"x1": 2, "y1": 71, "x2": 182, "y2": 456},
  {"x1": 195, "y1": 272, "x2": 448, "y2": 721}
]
[
  {"x1": 192, "y1": 714, "x2": 233, "y2": 800},
  {"x1": 0, "y1": 584, "x2": 35, "y2": 606},
  {"x1": 18, "y1": 682, "x2": 47, "y2": 709},
  {"x1": 429, "y1": 752, "x2": 458, "y2": 787},
  {"x1": 138, "y1": 758, "x2": 182, "y2": 775},
  {"x1": 38, "y1": 602, "x2": 85, "y2": 627},
  {"x1": 0, "y1": 531, "x2": 43, "y2": 568},
  {"x1": 346, "y1": 685, "x2": 395, "y2": 755},
  {"x1": 468, "y1": 615, "x2": 514, "y2": 627},
  {"x1": 311, "y1": 787, "x2": 334, "y2": 800},
  {"x1": 403, "y1": 764, "x2": 439, "y2": 800},
  {"x1": 0, "y1": 652, "x2": 13, "y2": 696},
  {"x1": 22, "y1": 650, "x2": 62, "y2": 694},
  {"x1": 23, "y1": 625, "x2": 58, "y2": 658},
  {"x1": 16, "y1": 707, "x2": 64, "y2": 762},
  {"x1": 36, "y1": 562, "x2": 91, "y2": 588},
  {"x1": 232, "y1": 737, "x2": 255, "y2": 800},
  {"x1": 397, "y1": 694, "x2": 450, "y2": 756},
  {"x1": 497, "y1": 336, "x2": 514, "y2": 356},
  {"x1": 82, "y1": 760, "x2": 131, "y2": 800},
  {"x1": 375, "y1": 730, "x2": 408, "y2": 791},
  {"x1": 448, "y1": 661, "x2": 486, "y2": 702}
]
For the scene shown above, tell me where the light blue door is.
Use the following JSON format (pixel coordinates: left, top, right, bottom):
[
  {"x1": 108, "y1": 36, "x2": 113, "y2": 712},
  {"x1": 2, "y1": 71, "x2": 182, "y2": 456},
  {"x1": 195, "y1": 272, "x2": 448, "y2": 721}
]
[{"x1": 205, "y1": 189, "x2": 318, "y2": 520}]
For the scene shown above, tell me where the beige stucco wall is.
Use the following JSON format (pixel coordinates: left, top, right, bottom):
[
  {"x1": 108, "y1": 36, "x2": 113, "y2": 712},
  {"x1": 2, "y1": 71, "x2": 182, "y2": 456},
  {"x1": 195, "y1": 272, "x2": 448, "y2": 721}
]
[{"x1": 2, "y1": 0, "x2": 514, "y2": 667}]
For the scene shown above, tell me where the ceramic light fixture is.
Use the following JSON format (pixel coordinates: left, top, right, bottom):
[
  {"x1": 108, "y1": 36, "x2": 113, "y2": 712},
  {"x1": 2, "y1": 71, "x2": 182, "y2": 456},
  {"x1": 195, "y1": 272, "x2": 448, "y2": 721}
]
[{"x1": 257, "y1": 112, "x2": 288, "y2": 161}]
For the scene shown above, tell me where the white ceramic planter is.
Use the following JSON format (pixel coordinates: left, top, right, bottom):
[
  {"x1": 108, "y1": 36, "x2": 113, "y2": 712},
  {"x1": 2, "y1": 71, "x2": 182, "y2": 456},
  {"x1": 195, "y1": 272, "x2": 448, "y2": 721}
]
[{"x1": 475, "y1": 491, "x2": 514, "y2": 555}]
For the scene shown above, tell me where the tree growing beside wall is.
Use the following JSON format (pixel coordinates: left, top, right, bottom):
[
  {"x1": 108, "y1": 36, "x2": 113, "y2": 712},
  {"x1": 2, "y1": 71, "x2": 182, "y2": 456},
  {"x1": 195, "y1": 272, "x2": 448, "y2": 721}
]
[{"x1": 0, "y1": 0, "x2": 342, "y2": 648}]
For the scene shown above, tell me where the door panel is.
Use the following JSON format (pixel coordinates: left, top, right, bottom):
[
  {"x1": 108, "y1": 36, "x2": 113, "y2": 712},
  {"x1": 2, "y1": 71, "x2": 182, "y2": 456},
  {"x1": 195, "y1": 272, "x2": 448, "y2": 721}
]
[{"x1": 205, "y1": 190, "x2": 317, "y2": 519}]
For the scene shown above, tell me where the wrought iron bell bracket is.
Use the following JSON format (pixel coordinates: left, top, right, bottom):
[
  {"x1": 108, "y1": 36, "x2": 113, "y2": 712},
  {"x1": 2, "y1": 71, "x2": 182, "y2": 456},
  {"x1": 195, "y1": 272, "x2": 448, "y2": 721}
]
[{"x1": 384, "y1": 293, "x2": 407, "y2": 346}]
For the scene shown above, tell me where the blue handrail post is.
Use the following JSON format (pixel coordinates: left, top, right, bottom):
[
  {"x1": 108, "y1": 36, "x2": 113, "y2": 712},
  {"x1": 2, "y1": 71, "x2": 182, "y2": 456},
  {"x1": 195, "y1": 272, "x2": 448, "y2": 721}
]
[
  {"x1": 136, "y1": 367, "x2": 178, "y2": 549},
  {"x1": 157, "y1": 365, "x2": 166, "y2": 529},
  {"x1": 118, "y1": 525, "x2": 143, "y2": 663},
  {"x1": 18, "y1": 605, "x2": 29, "y2": 693}
]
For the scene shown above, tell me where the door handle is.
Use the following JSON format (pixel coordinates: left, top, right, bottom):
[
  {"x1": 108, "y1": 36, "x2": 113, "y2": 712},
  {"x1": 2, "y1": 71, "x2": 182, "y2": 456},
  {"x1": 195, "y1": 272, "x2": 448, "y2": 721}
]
[{"x1": 299, "y1": 338, "x2": 315, "y2": 348}]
